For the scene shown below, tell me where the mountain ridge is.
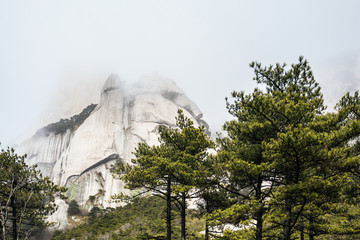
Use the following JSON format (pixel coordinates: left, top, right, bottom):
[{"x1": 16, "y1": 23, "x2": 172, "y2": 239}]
[{"x1": 17, "y1": 73, "x2": 210, "y2": 229}]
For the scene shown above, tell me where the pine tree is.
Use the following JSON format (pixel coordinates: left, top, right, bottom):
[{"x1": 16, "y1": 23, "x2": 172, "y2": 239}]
[
  {"x1": 114, "y1": 110, "x2": 214, "y2": 240},
  {"x1": 214, "y1": 57, "x2": 360, "y2": 240},
  {"x1": 67, "y1": 200, "x2": 81, "y2": 216},
  {"x1": 0, "y1": 146, "x2": 66, "y2": 240}
]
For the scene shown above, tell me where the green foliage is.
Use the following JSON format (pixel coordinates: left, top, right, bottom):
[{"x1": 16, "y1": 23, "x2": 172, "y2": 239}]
[
  {"x1": 0, "y1": 146, "x2": 67, "y2": 240},
  {"x1": 51, "y1": 196, "x2": 209, "y2": 240},
  {"x1": 213, "y1": 57, "x2": 360, "y2": 240},
  {"x1": 118, "y1": 109, "x2": 214, "y2": 196},
  {"x1": 35, "y1": 104, "x2": 97, "y2": 136},
  {"x1": 113, "y1": 109, "x2": 215, "y2": 240},
  {"x1": 7, "y1": 56, "x2": 359, "y2": 240},
  {"x1": 88, "y1": 206, "x2": 102, "y2": 225},
  {"x1": 67, "y1": 200, "x2": 81, "y2": 216}
]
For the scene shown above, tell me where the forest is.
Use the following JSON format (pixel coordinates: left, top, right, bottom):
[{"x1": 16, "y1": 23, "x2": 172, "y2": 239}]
[{"x1": 2, "y1": 57, "x2": 360, "y2": 240}]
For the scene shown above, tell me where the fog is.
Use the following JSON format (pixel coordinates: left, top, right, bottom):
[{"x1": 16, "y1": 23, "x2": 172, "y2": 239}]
[{"x1": 1, "y1": 0, "x2": 360, "y2": 146}]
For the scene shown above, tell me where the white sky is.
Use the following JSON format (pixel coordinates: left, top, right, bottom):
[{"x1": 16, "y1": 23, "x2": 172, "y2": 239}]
[{"x1": 1, "y1": 0, "x2": 360, "y2": 146}]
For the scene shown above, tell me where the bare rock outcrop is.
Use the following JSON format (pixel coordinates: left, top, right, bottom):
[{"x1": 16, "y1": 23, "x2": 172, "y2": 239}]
[{"x1": 18, "y1": 74, "x2": 209, "y2": 212}]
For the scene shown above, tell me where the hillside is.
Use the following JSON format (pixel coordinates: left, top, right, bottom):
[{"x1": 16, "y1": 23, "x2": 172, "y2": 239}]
[{"x1": 51, "y1": 196, "x2": 205, "y2": 240}]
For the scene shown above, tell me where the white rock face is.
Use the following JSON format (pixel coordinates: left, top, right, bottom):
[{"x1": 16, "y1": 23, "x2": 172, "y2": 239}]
[
  {"x1": 18, "y1": 74, "x2": 209, "y2": 211},
  {"x1": 47, "y1": 198, "x2": 69, "y2": 230}
]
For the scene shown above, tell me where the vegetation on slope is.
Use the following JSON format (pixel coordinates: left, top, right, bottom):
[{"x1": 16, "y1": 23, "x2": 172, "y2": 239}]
[
  {"x1": 35, "y1": 104, "x2": 97, "y2": 136},
  {"x1": 51, "y1": 196, "x2": 205, "y2": 240}
]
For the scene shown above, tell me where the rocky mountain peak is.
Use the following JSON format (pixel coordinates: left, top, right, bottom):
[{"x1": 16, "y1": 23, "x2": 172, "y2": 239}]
[
  {"x1": 18, "y1": 74, "x2": 209, "y2": 229},
  {"x1": 101, "y1": 73, "x2": 123, "y2": 94}
]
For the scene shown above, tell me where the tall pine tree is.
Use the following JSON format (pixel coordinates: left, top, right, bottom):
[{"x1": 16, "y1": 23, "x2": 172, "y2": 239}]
[
  {"x1": 214, "y1": 57, "x2": 360, "y2": 240},
  {"x1": 0, "y1": 146, "x2": 66, "y2": 240},
  {"x1": 116, "y1": 110, "x2": 214, "y2": 240}
]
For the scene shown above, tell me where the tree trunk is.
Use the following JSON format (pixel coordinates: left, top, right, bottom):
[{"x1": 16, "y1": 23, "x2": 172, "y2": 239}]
[
  {"x1": 205, "y1": 220, "x2": 209, "y2": 240},
  {"x1": 283, "y1": 220, "x2": 291, "y2": 240},
  {"x1": 309, "y1": 218, "x2": 314, "y2": 240},
  {"x1": 0, "y1": 222, "x2": 3, "y2": 240},
  {"x1": 255, "y1": 179, "x2": 263, "y2": 240},
  {"x1": 205, "y1": 198, "x2": 209, "y2": 240},
  {"x1": 11, "y1": 196, "x2": 17, "y2": 240},
  {"x1": 283, "y1": 173, "x2": 293, "y2": 240},
  {"x1": 0, "y1": 219, "x2": 7, "y2": 240},
  {"x1": 284, "y1": 199, "x2": 293, "y2": 240},
  {"x1": 255, "y1": 211, "x2": 263, "y2": 240},
  {"x1": 300, "y1": 217, "x2": 304, "y2": 240},
  {"x1": 309, "y1": 232, "x2": 314, "y2": 240},
  {"x1": 166, "y1": 177, "x2": 172, "y2": 240},
  {"x1": 181, "y1": 192, "x2": 186, "y2": 240},
  {"x1": 283, "y1": 193, "x2": 293, "y2": 240}
]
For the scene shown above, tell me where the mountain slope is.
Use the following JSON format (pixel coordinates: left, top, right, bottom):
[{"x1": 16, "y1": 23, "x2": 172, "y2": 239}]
[{"x1": 18, "y1": 74, "x2": 209, "y2": 224}]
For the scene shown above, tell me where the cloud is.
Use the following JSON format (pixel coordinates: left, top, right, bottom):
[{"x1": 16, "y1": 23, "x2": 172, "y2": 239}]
[{"x1": 316, "y1": 53, "x2": 360, "y2": 110}]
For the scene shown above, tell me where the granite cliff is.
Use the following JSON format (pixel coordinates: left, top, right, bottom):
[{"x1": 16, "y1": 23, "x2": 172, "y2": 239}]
[{"x1": 18, "y1": 74, "x2": 209, "y2": 227}]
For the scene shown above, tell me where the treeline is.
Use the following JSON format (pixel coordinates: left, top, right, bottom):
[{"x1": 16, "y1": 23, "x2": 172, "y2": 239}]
[
  {"x1": 35, "y1": 103, "x2": 97, "y2": 137},
  {"x1": 112, "y1": 57, "x2": 360, "y2": 240},
  {"x1": 3, "y1": 57, "x2": 360, "y2": 240}
]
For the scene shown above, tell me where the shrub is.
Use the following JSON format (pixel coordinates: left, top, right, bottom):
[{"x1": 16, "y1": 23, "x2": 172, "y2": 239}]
[{"x1": 67, "y1": 200, "x2": 81, "y2": 216}]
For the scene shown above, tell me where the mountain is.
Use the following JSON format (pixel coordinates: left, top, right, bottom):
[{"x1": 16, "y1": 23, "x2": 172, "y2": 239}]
[{"x1": 18, "y1": 74, "x2": 209, "y2": 228}]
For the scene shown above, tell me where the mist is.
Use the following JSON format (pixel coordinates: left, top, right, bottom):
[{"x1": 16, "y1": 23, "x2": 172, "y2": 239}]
[
  {"x1": 316, "y1": 54, "x2": 360, "y2": 110},
  {"x1": 1, "y1": 0, "x2": 360, "y2": 146}
]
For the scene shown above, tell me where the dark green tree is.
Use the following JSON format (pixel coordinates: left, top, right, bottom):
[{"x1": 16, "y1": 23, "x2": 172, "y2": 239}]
[
  {"x1": 0, "y1": 146, "x2": 66, "y2": 240},
  {"x1": 115, "y1": 109, "x2": 214, "y2": 240},
  {"x1": 214, "y1": 88, "x2": 280, "y2": 240},
  {"x1": 157, "y1": 110, "x2": 215, "y2": 240},
  {"x1": 214, "y1": 57, "x2": 360, "y2": 240},
  {"x1": 197, "y1": 187, "x2": 235, "y2": 240},
  {"x1": 114, "y1": 141, "x2": 174, "y2": 240},
  {"x1": 67, "y1": 200, "x2": 81, "y2": 216},
  {"x1": 263, "y1": 88, "x2": 360, "y2": 240}
]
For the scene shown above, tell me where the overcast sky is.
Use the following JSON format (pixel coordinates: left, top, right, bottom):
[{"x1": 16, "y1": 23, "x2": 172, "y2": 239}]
[{"x1": 1, "y1": 0, "x2": 360, "y2": 146}]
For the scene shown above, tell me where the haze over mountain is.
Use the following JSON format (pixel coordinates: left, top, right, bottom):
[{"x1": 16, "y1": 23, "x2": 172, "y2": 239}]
[
  {"x1": 1, "y1": 1, "x2": 360, "y2": 148},
  {"x1": 17, "y1": 74, "x2": 209, "y2": 228}
]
